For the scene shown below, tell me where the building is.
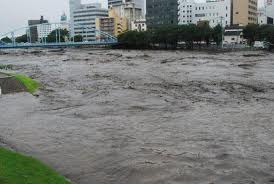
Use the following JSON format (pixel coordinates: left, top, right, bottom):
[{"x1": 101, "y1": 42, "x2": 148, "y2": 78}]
[
  {"x1": 257, "y1": 7, "x2": 274, "y2": 24},
  {"x1": 224, "y1": 26, "x2": 245, "y2": 44},
  {"x1": 146, "y1": 0, "x2": 178, "y2": 28},
  {"x1": 108, "y1": 0, "x2": 145, "y2": 16},
  {"x1": 28, "y1": 16, "x2": 49, "y2": 43},
  {"x1": 266, "y1": 0, "x2": 274, "y2": 19},
  {"x1": 37, "y1": 24, "x2": 52, "y2": 42},
  {"x1": 60, "y1": 13, "x2": 69, "y2": 30},
  {"x1": 96, "y1": 7, "x2": 128, "y2": 37},
  {"x1": 131, "y1": 19, "x2": 147, "y2": 31},
  {"x1": 178, "y1": 0, "x2": 231, "y2": 27},
  {"x1": 232, "y1": 0, "x2": 258, "y2": 26},
  {"x1": 69, "y1": 0, "x2": 108, "y2": 41},
  {"x1": 258, "y1": 1, "x2": 274, "y2": 25},
  {"x1": 108, "y1": 0, "x2": 123, "y2": 7},
  {"x1": 178, "y1": 0, "x2": 195, "y2": 25},
  {"x1": 111, "y1": 1, "x2": 144, "y2": 30}
]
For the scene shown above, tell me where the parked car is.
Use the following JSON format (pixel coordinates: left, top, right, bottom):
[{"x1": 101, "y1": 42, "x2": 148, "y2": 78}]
[{"x1": 253, "y1": 41, "x2": 266, "y2": 49}]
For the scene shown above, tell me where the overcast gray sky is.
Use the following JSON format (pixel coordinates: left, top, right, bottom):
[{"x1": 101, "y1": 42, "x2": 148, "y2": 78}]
[
  {"x1": 0, "y1": 0, "x2": 106, "y2": 34},
  {"x1": 0, "y1": 0, "x2": 264, "y2": 34}
]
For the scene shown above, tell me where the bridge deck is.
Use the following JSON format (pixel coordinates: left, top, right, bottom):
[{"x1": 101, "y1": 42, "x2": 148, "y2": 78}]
[{"x1": 0, "y1": 41, "x2": 118, "y2": 49}]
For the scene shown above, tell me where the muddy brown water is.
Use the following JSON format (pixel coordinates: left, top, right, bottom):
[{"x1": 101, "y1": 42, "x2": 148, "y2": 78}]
[{"x1": 0, "y1": 49, "x2": 274, "y2": 184}]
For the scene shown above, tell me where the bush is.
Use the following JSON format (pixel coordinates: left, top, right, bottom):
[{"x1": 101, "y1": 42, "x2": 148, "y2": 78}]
[{"x1": 117, "y1": 24, "x2": 221, "y2": 49}]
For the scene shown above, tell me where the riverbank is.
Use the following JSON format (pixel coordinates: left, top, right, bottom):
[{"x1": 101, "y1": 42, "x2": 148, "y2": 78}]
[
  {"x1": 0, "y1": 72, "x2": 26, "y2": 94},
  {"x1": 0, "y1": 147, "x2": 71, "y2": 184},
  {"x1": 0, "y1": 72, "x2": 39, "y2": 94}
]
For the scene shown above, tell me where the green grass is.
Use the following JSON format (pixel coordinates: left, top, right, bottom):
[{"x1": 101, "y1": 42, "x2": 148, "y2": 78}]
[
  {"x1": 0, "y1": 147, "x2": 71, "y2": 184},
  {"x1": 13, "y1": 74, "x2": 40, "y2": 94}
]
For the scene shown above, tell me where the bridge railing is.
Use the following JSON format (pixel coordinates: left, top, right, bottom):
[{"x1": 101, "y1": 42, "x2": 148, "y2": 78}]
[{"x1": 0, "y1": 22, "x2": 118, "y2": 48}]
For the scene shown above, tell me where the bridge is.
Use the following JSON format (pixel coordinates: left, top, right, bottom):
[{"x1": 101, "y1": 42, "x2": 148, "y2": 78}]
[{"x1": 0, "y1": 22, "x2": 118, "y2": 49}]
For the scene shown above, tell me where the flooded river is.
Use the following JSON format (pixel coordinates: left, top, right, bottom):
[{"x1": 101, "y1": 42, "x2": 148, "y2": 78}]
[{"x1": 0, "y1": 49, "x2": 274, "y2": 184}]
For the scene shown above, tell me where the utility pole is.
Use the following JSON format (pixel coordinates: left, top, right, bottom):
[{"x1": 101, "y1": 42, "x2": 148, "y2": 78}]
[
  {"x1": 11, "y1": 32, "x2": 15, "y2": 46},
  {"x1": 219, "y1": 16, "x2": 225, "y2": 49}
]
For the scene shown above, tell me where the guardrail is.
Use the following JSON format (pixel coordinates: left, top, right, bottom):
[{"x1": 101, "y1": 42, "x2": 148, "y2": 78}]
[{"x1": 0, "y1": 40, "x2": 118, "y2": 49}]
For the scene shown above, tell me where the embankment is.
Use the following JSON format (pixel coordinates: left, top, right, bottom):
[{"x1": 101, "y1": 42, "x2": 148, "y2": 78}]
[{"x1": 0, "y1": 73, "x2": 26, "y2": 94}]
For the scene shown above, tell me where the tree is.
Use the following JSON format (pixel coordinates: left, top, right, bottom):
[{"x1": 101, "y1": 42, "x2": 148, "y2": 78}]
[
  {"x1": 197, "y1": 23, "x2": 212, "y2": 46},
  {"x1": 184, "y1": 24, "x2": 198, "y2": 49},
  {"x1": 1, "y1": 37, "x2": 12, "y2": 43},
  {"x1": 118, "y1": 31, "x2": 143, "y2": 49},
  {"x1": 212, "y1": 24, "x2": 223, "y2": 46},
  {"x1": 243, "y1": 24, "x2": 259, "y2": 46},
  {"x1": 16, "y1": 34, "x2": 28, "y2": 43},
  {"x1": 259, "y1": 25, "x2": 274, "y2": 44},
  {"x1": 72, "y1": 35, "x2": 83, "y2": 42},
  {"x1": 46, "y1": 29, "x2": 69, "y2": 43}
]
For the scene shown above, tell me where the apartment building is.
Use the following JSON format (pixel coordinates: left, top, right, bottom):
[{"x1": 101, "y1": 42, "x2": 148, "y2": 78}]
[
  {"x1": 96, "y1": 7, "x2": 128, "y2": 37},
  {"x1": 69, "y1": 0, "x2": 108, "y2": 41},
  {"x1": 146, "y1": 0, "x2": 178, "y2": 28},
  {"x1": 108, "y1": 0, "x2": 145, "y2": 16},
  {"x1": 232, "y1": 0, "x2": 258, "y2": 25},
  {"x1": 28, "y1": 16, "x2": 50, "y2": 43},
  {"x1": 178, "y1": 0, "x2": 231, "y2": 27},
  {"x1": 111, "y1": 2, "x2": 143, "y2": 29}
]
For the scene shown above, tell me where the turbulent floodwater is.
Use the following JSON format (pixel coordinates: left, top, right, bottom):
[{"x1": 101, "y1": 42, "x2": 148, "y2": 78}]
[{"x1": 0, "y1": 48, "x2": 274, "y2": 184}]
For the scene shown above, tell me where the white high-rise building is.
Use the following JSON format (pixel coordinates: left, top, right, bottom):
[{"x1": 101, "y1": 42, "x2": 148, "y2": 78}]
[
  {"x1": 178, "y1": 0, "x2": 231, "y2": 27},
  {"x1": 69, "y1": 0, "x2": 108, "y2": 41},
  {"x1": 37, "y1": 24, "x2": 52, "y2": 42}
]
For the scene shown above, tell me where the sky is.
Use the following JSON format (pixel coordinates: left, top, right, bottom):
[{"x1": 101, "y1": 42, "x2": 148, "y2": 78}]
[
  {"x1": 0, "y1": 0, "x2": 264, "y2": 34},
  {"x1": 0, "y1": 0, "x2": 106, "y2": 34}
]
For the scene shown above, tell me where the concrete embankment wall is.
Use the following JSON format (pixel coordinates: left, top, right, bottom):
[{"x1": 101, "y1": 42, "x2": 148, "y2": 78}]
[{"x1": 0, "y1": 76, "x2": 26, "y2": 94}]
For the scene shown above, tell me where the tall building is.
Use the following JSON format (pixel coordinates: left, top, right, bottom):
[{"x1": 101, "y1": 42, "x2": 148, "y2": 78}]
[
  {"x1": 60, "y1": 13, "x2": 69, "y2": 30},
  {"x1": 146, "y1": 0, "x2": 178, "y2": 28},
  {"x1": 108, "y1": 0, "x2": 145, "y2": 15},
  {"x1": 258, "y1": 0, "x2": 274, "y2": 25},
  {"x1": 178, "y1": 0, "x2": 231, "y2": 27},
  {"x1": 232, "y1": 0, "x2": 258, "y2": 25},
  {"x1": 108, "y1": 0, "x2": 123, "y2": 7},
  {"x1": 112, "y1": 2, "x2": 143, "y2": 29},
  {"x1": 108, "y1": 0, "x2": 145, "y2": 30},
  {"x1": 69, "y1": 0, "x2": 108, "y2": 41},
  {"x1": 96, "y1": 7, "x2": 128, "y2": 37},
  {"x1": 28, "y1": 16, "x2": 49, "y2": 43}
]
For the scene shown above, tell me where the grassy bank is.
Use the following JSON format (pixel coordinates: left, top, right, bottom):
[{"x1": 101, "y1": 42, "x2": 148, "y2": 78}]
[
  {"x1": 13, "y1": 74, "x2": 40, "y2": 94},
  {"x1": 0, "y1": 147, "x2": 71, "y2": 184}
]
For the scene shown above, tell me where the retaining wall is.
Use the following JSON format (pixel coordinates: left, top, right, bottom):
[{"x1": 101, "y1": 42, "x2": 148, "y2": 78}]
[{"x1": 0, "y1": 76, "x2": 26, "y2": 94}]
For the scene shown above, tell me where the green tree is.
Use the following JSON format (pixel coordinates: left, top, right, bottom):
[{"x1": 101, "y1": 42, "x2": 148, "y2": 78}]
[
  {"x1": 47, "y1": 29, "x2": 69, "y2": 43},
  {"x1": 213, "y1": 24, "x2": 223, "y2": 46},
  {"x1": 16, "y1": 34, "x2": 28, "y2": 43},
  {"x1": 198, "y1": 23, "x2": 213, "y2": 46},
  {"x1": 1, "y1": 36, "x2": 12, "y2": 43},
  {"x1": 185, "y1": 24, "x2": 198, "y2": 49},
  {"x1": 72, "y1": 35, "x2": 83, "y2": 42},
  {"x1": 259, "y1": 25, "x2": 274, "y2": 44},
  {"x1": 243, "y1": 24, "x2": 259, "y2": 46}
]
